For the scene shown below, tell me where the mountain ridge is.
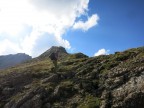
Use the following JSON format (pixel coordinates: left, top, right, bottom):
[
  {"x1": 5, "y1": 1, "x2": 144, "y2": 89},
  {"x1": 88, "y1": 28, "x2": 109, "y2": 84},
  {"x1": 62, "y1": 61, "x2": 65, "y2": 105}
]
[
  {"x1": 35, "y1": 46, "x2": 88, "y2": 62},
  {"x1": 0, "y1": 53, "x2": 32, "y2": 70}
]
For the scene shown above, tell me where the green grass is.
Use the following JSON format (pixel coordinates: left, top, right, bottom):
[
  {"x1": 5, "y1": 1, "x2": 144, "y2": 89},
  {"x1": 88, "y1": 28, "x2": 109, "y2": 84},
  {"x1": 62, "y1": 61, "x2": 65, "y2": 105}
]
[
  {"x1": 0, "y1": 59, "x2": 53, "y2": 75},
  {"x1": 78, "y1": 95, "x2": 100, "y2": 108}
]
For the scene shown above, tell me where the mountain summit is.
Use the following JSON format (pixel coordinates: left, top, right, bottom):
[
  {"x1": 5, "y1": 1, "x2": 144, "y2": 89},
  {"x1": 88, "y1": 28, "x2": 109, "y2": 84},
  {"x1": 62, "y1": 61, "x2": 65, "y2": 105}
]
[{"x1": 39, "y1": 46, "x2": 68, "y2": 59}]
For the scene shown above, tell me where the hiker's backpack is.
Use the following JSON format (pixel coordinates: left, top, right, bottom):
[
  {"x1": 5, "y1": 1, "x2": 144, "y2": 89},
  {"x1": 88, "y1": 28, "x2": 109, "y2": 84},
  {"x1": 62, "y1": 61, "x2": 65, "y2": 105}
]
[{"x1": 49, "y1": 53, "x2": 57, "y2": 61}]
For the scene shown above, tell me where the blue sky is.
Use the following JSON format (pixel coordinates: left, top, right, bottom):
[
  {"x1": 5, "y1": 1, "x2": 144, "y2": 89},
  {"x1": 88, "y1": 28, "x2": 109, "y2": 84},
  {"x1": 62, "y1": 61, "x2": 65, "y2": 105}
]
[
  {"x1": 0, "y1": 0, "x2": 144, "y2": 57},
  {"x1": 66, "y1": 0, "x2": 144, "y2": 56}
]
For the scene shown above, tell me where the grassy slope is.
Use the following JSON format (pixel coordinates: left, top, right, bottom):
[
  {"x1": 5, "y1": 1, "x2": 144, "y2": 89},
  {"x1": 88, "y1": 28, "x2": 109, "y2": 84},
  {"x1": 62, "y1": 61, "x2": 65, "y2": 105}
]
[{"x1": 0, "y1": 47, "x2": 144, "y2": 108}]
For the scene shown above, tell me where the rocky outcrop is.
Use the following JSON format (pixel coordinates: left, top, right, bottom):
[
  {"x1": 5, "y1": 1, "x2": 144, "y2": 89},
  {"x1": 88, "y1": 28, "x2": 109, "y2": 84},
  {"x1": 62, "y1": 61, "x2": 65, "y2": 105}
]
[
  {"x1": 4, "y1": 87, "x2": 45, "y2": 108},
  {"x1": 100, "y1": 55, "x2": 144, "y2": 108},
  {"x1": 41, "y1": 74, "x2": 60, "y2": 83}
]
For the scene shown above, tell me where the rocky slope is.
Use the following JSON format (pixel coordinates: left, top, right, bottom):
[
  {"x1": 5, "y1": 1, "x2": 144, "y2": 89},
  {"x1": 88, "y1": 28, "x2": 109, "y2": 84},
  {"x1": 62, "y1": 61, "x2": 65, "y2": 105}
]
[
  {"x1": 0, "y1": 46, "x2": 144, "y2": 108},
  {"x1": 0, "y1": 53, "x2": 32, "y2": 70}
]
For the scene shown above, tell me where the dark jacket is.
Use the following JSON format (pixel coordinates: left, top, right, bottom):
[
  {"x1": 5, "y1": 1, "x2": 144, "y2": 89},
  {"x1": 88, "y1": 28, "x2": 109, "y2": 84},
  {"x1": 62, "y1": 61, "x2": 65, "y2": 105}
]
[{"x1": 49, "y1": 52, "x2": 58, "y2": 61}]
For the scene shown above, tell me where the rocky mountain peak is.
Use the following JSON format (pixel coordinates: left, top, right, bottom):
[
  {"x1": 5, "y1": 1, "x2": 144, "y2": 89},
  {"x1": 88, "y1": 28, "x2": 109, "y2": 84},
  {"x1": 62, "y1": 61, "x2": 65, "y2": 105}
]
[
  {"x1": 39, "y1": 46, "x2": 68, "y2": 59},
  {"x1": 48, "y1": 46, "x2": 67, "y2": 54}
]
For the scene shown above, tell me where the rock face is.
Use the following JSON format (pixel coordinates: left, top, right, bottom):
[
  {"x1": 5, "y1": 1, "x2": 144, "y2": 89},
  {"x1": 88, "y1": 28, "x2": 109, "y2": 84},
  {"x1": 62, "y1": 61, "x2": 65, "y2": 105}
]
[
  {"x1": 39, "y1": 46, "x2": 68, "y2": 60},
  {"x1": 0, "y1": 53, "x2": 32, "y2": 70},
  {"x1": 41, "y1": 74, "x2": 60, "y2": 83},
  {"x1": 0, "y1": 46, "x2": 144, "y2": 108}
]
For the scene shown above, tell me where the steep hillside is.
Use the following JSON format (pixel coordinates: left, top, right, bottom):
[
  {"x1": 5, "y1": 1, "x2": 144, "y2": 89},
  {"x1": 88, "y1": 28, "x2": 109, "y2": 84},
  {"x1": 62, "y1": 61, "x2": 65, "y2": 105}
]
[
  {"x1": 0, "y1": 53, "x2": 32, "y2": 70},
  {"x1": 0, "y1": 46, "x2": 144, "y2": 108}
]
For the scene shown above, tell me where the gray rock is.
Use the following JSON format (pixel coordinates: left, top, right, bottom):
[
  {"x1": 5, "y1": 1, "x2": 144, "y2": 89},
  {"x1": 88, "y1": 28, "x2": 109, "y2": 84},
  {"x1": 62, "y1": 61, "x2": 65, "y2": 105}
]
[
  {"x1": 53, "y1": 85, "x2": 61, "y2": 98},
  {"x1": 20, "y1": 95, "x2": 42, "y2": 108},
  {"x1": 4, "y1": 87, "x2": 44, "y2": 108},
  {"x1": 41, "y1": 74, "x2": 59, "y2": 83}
]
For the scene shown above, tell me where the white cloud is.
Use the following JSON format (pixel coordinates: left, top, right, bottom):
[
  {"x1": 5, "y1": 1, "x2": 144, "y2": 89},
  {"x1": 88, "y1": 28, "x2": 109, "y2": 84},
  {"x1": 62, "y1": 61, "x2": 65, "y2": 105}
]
[
  {"x1": 0, "y1": 0, "x2": 98, "y2": 57},
  {"x1": 0, "y1": 39, "x2": 22, "y2": 55},
  {"x1": 94, "y1": 49, "x2": 110, "y2": 56},
  {"x1": 73, "y1": 14, "x2": 99, "y2": 31}
]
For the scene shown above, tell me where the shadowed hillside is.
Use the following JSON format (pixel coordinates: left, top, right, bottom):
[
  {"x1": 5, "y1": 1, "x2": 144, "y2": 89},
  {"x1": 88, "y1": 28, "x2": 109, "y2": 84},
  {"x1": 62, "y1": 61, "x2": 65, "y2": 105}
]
[
  {"x1": 0, "y1": 46, "x2": 144, "y2": 108},
  {"x1": 0, "y1": 53, "x2": 32, "y2": 70}
]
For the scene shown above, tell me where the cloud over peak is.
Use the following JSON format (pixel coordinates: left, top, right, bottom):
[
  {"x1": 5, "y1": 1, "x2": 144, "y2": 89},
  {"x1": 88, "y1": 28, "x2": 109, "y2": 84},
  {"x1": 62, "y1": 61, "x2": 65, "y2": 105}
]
[{"x1": 0, "y1": 0, "x2": 99, "y2": 57}]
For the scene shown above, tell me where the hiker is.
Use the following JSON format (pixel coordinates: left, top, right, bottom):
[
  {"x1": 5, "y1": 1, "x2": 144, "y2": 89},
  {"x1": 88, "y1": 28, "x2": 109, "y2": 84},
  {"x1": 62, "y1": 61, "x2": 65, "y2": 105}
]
[{"x1": 49, "y1": 52, "x2": 58, "y2": 72}]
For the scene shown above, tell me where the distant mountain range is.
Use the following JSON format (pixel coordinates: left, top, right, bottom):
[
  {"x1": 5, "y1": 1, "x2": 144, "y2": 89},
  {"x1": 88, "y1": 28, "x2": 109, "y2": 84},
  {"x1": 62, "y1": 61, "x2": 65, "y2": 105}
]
[{"x1": 0, "y1": 53, "x2": 32, "y2": 69}]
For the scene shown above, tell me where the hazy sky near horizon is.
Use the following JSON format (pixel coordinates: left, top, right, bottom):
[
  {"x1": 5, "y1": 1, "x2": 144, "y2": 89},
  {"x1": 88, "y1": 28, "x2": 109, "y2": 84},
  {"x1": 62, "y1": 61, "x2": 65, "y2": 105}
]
[{"x1": 0, "y1": 0, "x2": 144, "y2": 57}]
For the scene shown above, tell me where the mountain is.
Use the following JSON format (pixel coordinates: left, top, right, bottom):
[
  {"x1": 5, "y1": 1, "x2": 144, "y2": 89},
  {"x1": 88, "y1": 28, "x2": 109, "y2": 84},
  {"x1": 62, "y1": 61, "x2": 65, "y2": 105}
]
[
  {"x1": 35, "y1": 46, "x2": 88, "y2": 61},
  {"x1": 0, "y1": 53, "x2": 32, "y2": 70},
  {"x1": 0, "y1": 46, "x2": 144, "y2": 108},
  {"x1": 38, "y1": 46, "x2": 68, "y2": 60}
]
